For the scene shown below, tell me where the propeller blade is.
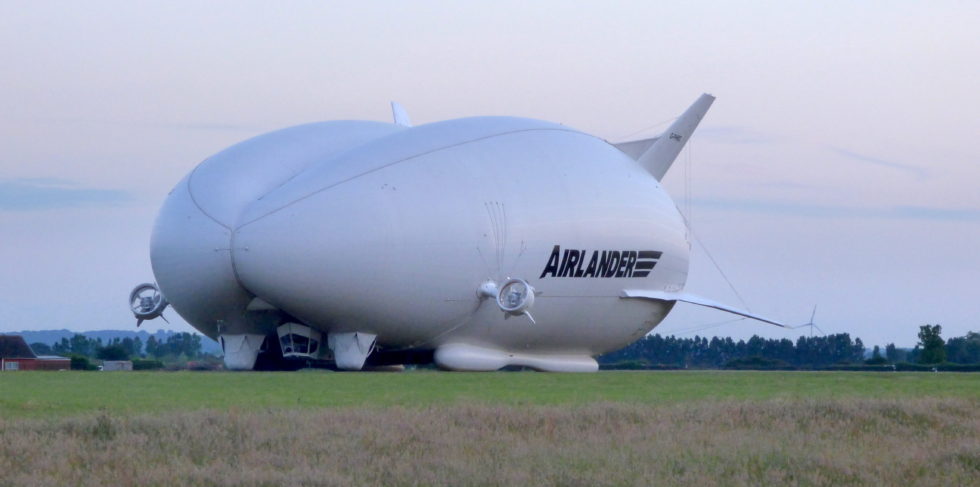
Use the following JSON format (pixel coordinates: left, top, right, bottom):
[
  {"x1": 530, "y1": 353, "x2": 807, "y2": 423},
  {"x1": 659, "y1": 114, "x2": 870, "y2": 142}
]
[{"x1": 523, "y1": 311, "x2": 536, "y2": 325}]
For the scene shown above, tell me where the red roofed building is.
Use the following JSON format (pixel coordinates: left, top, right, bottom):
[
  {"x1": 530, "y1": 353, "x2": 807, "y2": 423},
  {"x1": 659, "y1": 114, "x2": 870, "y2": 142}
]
[{"x1": 0, "y1": 335, "x2": 70, "y2": 371}]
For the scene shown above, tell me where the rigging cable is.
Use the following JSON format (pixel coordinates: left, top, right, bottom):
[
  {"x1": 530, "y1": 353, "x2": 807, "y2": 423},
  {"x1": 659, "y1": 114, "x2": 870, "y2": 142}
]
[
  {"x1": 682, "y1": 217, "x2": 752, "y2": 312},
  {"x1": 613, "y1": 116, "x2": 677, "y2": 142},
  {"x1": 667, "y1": 317, "x2": 747, "y2": 336},
  {"x1": 678, "y1": 134, "x2": 752, "y2": 313}
]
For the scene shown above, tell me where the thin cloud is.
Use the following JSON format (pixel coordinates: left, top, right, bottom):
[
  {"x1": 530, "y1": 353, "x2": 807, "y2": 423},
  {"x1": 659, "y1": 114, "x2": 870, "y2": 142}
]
[
  {"x1": 693, "y1": 198, "x2": 980, "y2": 222},
  {"x1": 7, "y1": 176, "x2": 78, "y2": 186},
  {"x1": 25, "y1": 116, "x2": 262, "y2": 133},
  {"x1": 748, "y1": 180, "x2": 821, "y2": 191},
  {"x1": 135, "y1": 121, "x2": 263, "y2": 132},
  {"x1": 0, "y1": 178, "x2": 132, "y2": 211},
  {"x1": 697, "y1": 126, "x2": 777, "y2": 145},
  {"x1": 889, "y1": 206, "x2": 980, "y2": 222},
  {"x1": 830, "y1": 147, "x2": 928, "y2": 178}
]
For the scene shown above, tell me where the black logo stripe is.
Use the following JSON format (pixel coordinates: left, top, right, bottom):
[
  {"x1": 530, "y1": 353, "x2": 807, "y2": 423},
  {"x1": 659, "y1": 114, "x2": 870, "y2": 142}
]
[{"x1": 633, "y1": 261, "x2": 657, "y2": 271}]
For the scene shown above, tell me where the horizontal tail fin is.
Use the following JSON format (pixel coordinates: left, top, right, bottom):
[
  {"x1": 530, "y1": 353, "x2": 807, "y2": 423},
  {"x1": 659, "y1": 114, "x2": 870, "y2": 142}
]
[
  {"x1": 621, "y1": 288, "x2": 786, "y2": 328},
  {"x1": 636, "y1": 93, "x2": 714, "y2": 181},
  {"x1": 612, "y1": 136, "x2": 660, "y2": 159}
]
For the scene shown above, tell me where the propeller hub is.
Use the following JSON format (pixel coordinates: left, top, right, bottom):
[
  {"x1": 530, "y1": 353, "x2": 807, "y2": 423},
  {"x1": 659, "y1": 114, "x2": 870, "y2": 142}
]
[{"x1": 496, "y1": 278, "x2": 536, "y2": 323}]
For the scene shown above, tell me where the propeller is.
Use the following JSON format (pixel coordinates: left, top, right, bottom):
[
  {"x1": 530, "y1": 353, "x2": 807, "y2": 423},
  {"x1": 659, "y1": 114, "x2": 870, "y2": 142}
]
[
  {"x1": 129, "y1": 283, "x2": 170, "y2": 327},
  {"x1": 474, "y1": 202, "x2": 537, "y2": 324},
  {"x1": 496, "y1": 278, "x2": 536, "y2": 324}
]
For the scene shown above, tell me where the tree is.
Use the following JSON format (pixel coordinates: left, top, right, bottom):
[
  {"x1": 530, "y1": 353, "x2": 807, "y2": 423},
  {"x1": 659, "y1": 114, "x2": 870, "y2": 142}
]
[
  {"x1": 852, "y1": 338, "x2": 866, "y2": 363},
  {"x1": 70, "y1": 355, "x2": 97, "y2": 371},
  {"x1": 119, "y1": 337, "x2": 142, "y2": 357},
  {"x1": 885, "y1": 343, "x2": 907, "y2": 363},
  {"x1": 945, "y1": 331, "x2": 980, "y2": 364},
  {"x1": 909, "y1": 345, "x2": 921, "y2": 363},
  {"x1": 866, "y1": 345, "x2": 887, "y2": 365},
  {"x1": 30, "y1": 342, "x2": 53, "y2": 355},
  {"x1": 145, "y1": 336, "x2": 160, "y2": 357},
  {"x1": 69, "y1": 334, "x2": 95, "y2": 357},
  {"x1": 917, "y1": 324, "x2": 946, "y2": 364},
  {"x1": 165, "y1": 332, "x2": 203, "y2": 358},
  {"x1": 53, "y1": 338, "x2": 71, "y2": 355},
  {"x1": 96, "y1": 344, "x2": 130, "y2": 361}
]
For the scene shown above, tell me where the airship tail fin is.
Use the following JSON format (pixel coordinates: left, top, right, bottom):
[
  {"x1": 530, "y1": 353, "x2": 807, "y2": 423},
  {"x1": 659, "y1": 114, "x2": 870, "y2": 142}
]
[
  {"x1": 612, "y1": 136, "x2": 660, "y2": 159},
  {"x1": 636, "y1": 93, "x2": 715, "y2": 181},
  {"x1": 391, "y1": 101, "x2": 412, "y2": 127}
]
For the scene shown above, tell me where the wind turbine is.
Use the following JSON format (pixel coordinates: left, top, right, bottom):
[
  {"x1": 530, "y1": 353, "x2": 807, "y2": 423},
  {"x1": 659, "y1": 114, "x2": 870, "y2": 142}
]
[{"x1": 792, "y1": 305, "x2": 824, "y2": 337}]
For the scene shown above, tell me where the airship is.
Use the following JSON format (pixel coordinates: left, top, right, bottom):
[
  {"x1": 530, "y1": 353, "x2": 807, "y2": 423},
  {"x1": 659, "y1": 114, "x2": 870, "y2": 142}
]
[{"x1": 130, "y1": 94, "x2": 784, "y2": 372}]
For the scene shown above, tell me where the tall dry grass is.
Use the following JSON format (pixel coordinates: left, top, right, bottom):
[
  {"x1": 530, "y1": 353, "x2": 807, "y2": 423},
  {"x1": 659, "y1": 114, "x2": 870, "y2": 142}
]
[{"x1": 0, "y1": 398, "x2": 976, "y2": 486}]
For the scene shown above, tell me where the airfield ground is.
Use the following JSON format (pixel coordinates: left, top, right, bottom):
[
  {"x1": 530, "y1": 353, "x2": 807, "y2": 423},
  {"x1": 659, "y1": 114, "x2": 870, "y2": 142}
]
[{"x1": 1, "y1": 371, "x2": 977, "y2": 486}]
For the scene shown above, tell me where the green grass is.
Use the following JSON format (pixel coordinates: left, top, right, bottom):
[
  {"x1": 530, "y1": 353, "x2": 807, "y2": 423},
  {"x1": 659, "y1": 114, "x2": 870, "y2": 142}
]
[
  {"x1": 3, "y1": 371, "x2": 978, "y2": 486},
  {"x1": 1, "y1": 370, "x2": 977, "y2": 418}
]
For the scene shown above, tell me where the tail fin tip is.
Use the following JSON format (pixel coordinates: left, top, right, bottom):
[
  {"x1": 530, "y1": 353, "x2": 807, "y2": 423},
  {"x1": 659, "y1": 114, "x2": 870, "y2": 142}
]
[
  {"x1": 637, "y1": 93, "x2": 715, "y2": 181},
  {"x1": 391, "y1": 101, "x2": 412, "y2": 127}
]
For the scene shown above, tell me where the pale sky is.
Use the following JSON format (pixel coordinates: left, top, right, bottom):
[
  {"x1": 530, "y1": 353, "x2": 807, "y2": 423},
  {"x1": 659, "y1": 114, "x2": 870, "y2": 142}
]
[{"x1": 1, "y1": 1, "x2": 977, "y2": 347}]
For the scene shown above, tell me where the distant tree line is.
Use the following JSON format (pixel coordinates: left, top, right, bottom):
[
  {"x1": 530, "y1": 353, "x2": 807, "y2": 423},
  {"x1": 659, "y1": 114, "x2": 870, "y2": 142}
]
[
  {"x1": 600, "y1": 333, "x2": 866, "y2": 369},
  {"x1": 875, "y1": 326, "x2": 979, "y2": 366},
  {"x1": 30, "y1": 333, "x2": 208, "y2": 369},
  {"x1": 144, "y1": 333, "x2": 203, "y2": 359},
  {"x1": 600, "y1": 326, "x2": 980, "y2": 369},
  {"x1": 22, "y1": 324, "x2": 978, "y2": 371}
]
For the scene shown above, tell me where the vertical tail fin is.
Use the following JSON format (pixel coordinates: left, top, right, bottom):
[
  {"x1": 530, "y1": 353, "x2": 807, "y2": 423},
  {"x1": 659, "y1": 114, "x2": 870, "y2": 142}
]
[
  {"x1": 391, "y1": 101, "x2": 412, "y2": 127},
  {"x1": 637, "y1": 93, "x2": 714, "y2": 181}
]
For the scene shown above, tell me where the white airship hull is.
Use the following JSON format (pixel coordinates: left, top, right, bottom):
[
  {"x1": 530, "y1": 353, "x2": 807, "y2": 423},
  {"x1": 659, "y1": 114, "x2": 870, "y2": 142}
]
[
  {"x1": 143, "y1": 95, "x2": 778, "y2": 371},
  {"x1": 231, "y1": 119, "x2": 688, "y2": 354}
]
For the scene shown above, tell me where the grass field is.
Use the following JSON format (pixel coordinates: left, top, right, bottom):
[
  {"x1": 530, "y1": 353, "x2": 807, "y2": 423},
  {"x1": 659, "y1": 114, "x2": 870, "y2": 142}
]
[
  {"x1": 2, "y1": 370, "x2": 977, "y2": 418},
  {"x1": 1, "y1": 371, "x2": 977, "y2": 486}
]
